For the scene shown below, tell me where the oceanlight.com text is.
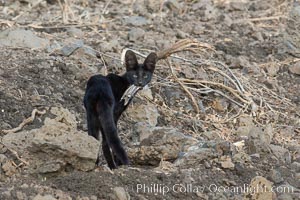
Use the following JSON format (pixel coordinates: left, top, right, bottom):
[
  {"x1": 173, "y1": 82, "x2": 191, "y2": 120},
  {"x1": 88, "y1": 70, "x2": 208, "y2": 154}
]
[{"x1": 134, "y1": 183, "x2": 294, "y2": 196}]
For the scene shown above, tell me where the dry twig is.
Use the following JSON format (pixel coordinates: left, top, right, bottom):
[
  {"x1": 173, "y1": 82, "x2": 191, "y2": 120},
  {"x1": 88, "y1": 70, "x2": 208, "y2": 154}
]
[
  {"x1": 165, "y1": 60, "x2": 200, "y2": 113},
  {"x1": 156, "y1": 39, "x2": 214, "y2": 60},
  {"x1": 2, "y1": 109, "x2": 46, "y2": 134}
]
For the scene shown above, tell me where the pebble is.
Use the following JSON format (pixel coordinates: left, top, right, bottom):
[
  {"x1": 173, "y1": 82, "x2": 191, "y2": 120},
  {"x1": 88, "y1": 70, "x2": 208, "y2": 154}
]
[
  {"x1": 128, "y1": 28, "x2": 145, "y2": 41},
  {"x1": 291, "y1": 162, "x2": 300, "y2": 172},
  {"x1": 268, "y1": 169, "x2": 283, "y2": 184},
  {"x1": 289, "y1": 61, "x2": 300, "y2": 75},
  {"x1": 124, "y1": 16, "x2": 149, "y2": 26},
  {"x1": 113, "y1": 187, "x2": 130, "y2": 200}
]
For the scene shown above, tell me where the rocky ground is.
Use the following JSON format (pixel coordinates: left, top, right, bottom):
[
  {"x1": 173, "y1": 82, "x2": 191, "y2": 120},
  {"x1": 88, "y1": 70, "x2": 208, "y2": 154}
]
[{"x1": 0, "y1": 0, "x2": 300, "y2": 200}]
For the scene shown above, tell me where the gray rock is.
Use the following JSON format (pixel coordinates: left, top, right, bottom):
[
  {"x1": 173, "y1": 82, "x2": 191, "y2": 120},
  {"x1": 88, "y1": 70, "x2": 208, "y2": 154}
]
[
  {"x1": 277, "y1": 194, "x2": 293, "y2": 200},
  {"x1": 144, "y1": 0, "x2": 160, "y2": 12},
  {"x1": 67, "y1": 27, "x2": 84, "y2": 38},
  {"x1": 174, "y1": 147, "x2": 217, "y2": 168},
  {"x1": 244, "y1": 176, "x2": 274, "y2": 200},
  {"x1": 100, "y1": 39, "x2": 120, "y2": 53},
  {"x1": 269, "y1": 144, "x2": 291, "y2": 164},
  {"x1": 124, "y1": 16, "x2": 149, "y2": 26},
  {"x1": 164, "y1": 0, "x2": 182, "y2": 11},
  {"x1": 81, "y1": 45, "x2": 98, "y2": 57},
  {"x1": 132, "y1": 1, "x2": 147, "y2": 15},
  {"x1": 0, "y1": 154, "x2": 7, "y2": 164},
  {"x1": 2, "y1": 107, "x2": 99, "y2": 173},
  {"x1": 289, "y1": 61, "x2": 300, "y2": 75},
  {"x1": 59, "y1": 40, "x2": 84, "y2": 56},
  {"x1": 2, "y1": 161, "x2": 17, "y2": 176},
  {"x1": 112, "y1": 187, "x2": 130, "y2": 200},
  {"x1": 128, "y1": 127, "x2": 198, "y2": 165},
  {"x1": 291, "y1": 162, "x2": 300, "y2": 172},
  {"x1": 128, "y1": 28, "x2": 145, "y2": 41},
  {"x1": 126, "y1": 103, "x2": 159, "y2": 127},
  {"x1": 246, "y1": 125, "x2": 273, "y2": 154},
  {"x1": 33, "y1": 194, "x2": 57, "y2": 200},
  {"x1": 0, "y1": 28, "x2": 49, "y2": 49},
  {"x1": 268, "y1": 169, "x2": 283, "y2": 184},
  {"x1": 46, "y1": 40, "x2": 62, "y2": 53},
  {"x1": 231, "y1": 56, "x2": 251, "y2": 69},
  {"x1": 176, "y1": 29, "x2": 188, "y2": 39},
  {"x1": 0, "y1": 143, "x2": 7, "y2": 154},
  {"x1": 16, "y1": 191, "x2": 27, "y2": 200},
  {"x1": 131, "y1": 122, "x2": 153, "y2": 145},
  {"x1": 0, "y1": 121, "x2": 12, "y2": 130},
  {"x1": 1, "y1": 190, "x2": 11, "y2": 199},
  {"x1": 283, "y1": 3, "x2": 300, "y2": 57},
  {"x1": 204, "y1": 4, "x2": 218, "y2": 20},
  {"x1": 201, "y1": 131, "x2": 221, "y2": 140},
  {"x1": 230, "y1": 1, "x2": 248, "y2": 11}
]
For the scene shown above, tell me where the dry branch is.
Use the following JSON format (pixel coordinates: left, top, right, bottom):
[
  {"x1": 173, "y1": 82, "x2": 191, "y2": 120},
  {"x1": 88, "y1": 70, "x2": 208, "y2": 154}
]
[
  {"x1": 165, "y1": 60, "x2": 200, "y2": 113},
  {"x1": 2, "y1": 109, "x2": 46, "y2": 134},
  {"x1": 179, "y1": 79, "x2": 249, "y2": 104},
  {"x1": 156, "y1": 39, "x2": 214, "y2": 60}
]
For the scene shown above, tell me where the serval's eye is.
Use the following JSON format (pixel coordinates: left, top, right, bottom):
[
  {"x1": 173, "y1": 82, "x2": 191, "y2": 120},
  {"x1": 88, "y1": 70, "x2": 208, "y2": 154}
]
[{"x1": 133, "y1": 74, "x2": 138, "y2": 78}]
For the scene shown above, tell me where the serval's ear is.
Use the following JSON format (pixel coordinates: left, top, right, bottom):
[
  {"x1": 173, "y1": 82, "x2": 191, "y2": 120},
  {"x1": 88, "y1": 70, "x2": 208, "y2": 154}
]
[
  {"x1": 143, "y1": 52, "x2": 157, "y2": 73},
  {"x1": 125, "y1": 50, "x2": 138, "y2": 71}
]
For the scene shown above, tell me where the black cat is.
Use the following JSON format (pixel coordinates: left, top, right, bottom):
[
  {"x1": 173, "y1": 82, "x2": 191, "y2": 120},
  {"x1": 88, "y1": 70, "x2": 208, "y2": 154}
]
[{"x1": 83, "y1": 50, "x2": 157, "y2": 169}]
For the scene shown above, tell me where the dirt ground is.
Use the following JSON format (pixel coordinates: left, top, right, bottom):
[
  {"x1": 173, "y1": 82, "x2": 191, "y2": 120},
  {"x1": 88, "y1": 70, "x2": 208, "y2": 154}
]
[{"x1": 0, "y1": 0, "x2": 299, "y2": 200}]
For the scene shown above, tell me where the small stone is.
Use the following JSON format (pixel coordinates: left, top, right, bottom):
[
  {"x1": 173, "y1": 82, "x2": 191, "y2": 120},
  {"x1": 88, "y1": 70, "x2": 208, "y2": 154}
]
[
  {"x1": 231, "y1": 56, "x2": 251, "y2": 69},
  {"x1": 233, "y1": 152, "x2": 251, "y2": 163},
  {"x1": 67, "y1": 27, "x2": 84, "y2": 38},
  {"x1": 295, "y1": 173, "x2": 300, "y2": 180},
  {"x1": 90, "y1": 195, "x2": 97, "y2": 200},
  {"x1": 269, "y1": 144, "x2": 291, "y2": 164},
  {"x1": 176, "y1": 29, "x2": 188, "y2": 39},
  {"x1": 196, "y1": 192, "x2": 208, "y2": 199},
  {"x1": 230, "y1": 1, "x2": 248, "y2": 11},
  {"x1": 139, "y1": 87, "x2": 153, "y2": 100},
  {"x1": 246, "y1": 126, "x2": 271, "y2": 154},
  {"x1": 33, "y1": 194, "x2": 57, "y2": 200},
  {"x1": 223, "y1": 14, "x2": 233, "y2": 27},
  {"x1": 16, "y1": 191, "x2": 27, "y2": 200},
  {"x1": 113, "y1": 187, "x2": 130, "y2": 200},
  {"x1": 20, "y1": 184, "x2": 29, "y2": 188},
  {"x1": 37, "y1": 162, "x2": 63, "y2": 173},
  {"x1": 0, "y1": 154, "x2": 8, "y2": 164},
  {"x1": 100, "y1": 39, "x2": 120, "y2": 53},
  {"x1": 174, "y1": 147, "x2": 216, "y2": 167},
  {"x1": 289, "y1": 62, "x2": 300, "y2": 75},
  {"x1": 132, "y1": 122, "x2": 153, "y2": 144},
  {"x1": 60, "y1": 40, "x2": 84, "y2": 56},
  {"x1": 201, "y1": 131, "x2": 221, "y2": 140},
  {"x1": 0, "y1": 121, "x2": 12, "y2": 130},
  {"x1": 128, "y1": 28, "x2": 145, "y2": 42},
  {"x1": 2, "y1": 161, "x2": 17, "y2": 176},
  {"x1": 268, "y1": 169, "x2": 283, "y2": 184},
  {"x1": 124, "y1": 16, "x2": 149, "y2": 26},
  {"x1": 277, "y1": 194, "x2": 293, "y2": 200},
  {"x1": 220, "y1": 156, "x2": 235, "y2": 169},
  {"x1": 2, "y1": 190, "x2": 11, "y2": 198},
  {"x1": 164, "y1": 0, "x2": 181, "y2": 11},
  {"x1": 244, "y1": 176, "x2": 275, "y2": 200},
  {"x1": 291, "y1": 162, "x2": 300, "y2": 172},
  {"x1": 126, "y1": 103, "x2": 159, "y2": 127},
  {"x1": 267, "y1": 63, "x2": 280, "y2": 76}
]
